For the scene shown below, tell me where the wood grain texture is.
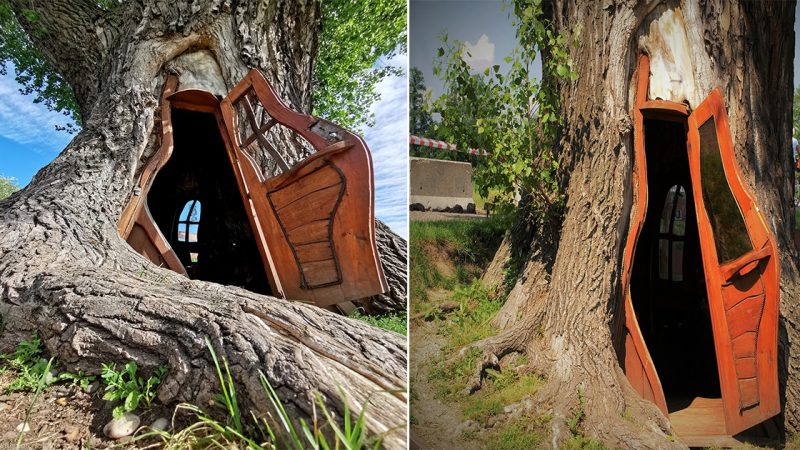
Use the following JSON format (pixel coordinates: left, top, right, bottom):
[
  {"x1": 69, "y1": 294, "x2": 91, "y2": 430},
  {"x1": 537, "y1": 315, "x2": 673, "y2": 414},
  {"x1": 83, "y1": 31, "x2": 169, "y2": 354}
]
[
  {"x1": 117, "y1": 76, "x2": 186, "y2": 276},
  {"x1": 687, "y1": 88, "x2": 780, "y2": 435},
  {"x1": 0, "y1": 1, "x2": 407, "y2": 448},
  {"x1": 619, "y1": 54, "x2": 669, "y2": 417},
  {"x1": 220, "y1": 69, "x2": 388, "y2": 306}
]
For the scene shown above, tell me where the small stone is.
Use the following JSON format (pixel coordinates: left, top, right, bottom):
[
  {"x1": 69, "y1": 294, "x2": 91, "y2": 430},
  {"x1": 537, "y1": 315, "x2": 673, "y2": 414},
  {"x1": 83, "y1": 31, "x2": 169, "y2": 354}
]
[
  {"x1": 16, "y1": 422, "x2": 30, "y2": 433},
  {"x1": 150, "y1": 417, "x2": 169, "y2": 431},
  {"x1": 521, "y1": 398, "x2": 535, "y2": 412},
  {"x1": 84, "y1": 381, "x2": 100, "y2": 394},
  {"x1": 103, "y1": 413, "x2": 140, "y2": 439},
  {"x1": 455, "y1": 419, "x2": 479, "y2": 435},
  {"x1": 56, "y1": 397, "x2": 68, "y2": 406},
  {"x1": 0, "y1": 403, "x2": 8, "y2": 412},
  {"x1": 64, "y1": 425, "x2": 81, "y2": 442},
  {"x1": 466, "y1": 203, "x2": 476, "y2": 214},
  {"x1": 43, "y1": 368, "x2": 58, "y2": 385}
]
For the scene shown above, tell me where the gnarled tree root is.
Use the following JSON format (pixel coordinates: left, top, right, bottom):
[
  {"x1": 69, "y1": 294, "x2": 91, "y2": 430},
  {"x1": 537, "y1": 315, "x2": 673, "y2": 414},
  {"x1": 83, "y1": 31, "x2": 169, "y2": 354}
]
[{"x1": 0, "y1": 267, "x2": 408, "y2": 449}]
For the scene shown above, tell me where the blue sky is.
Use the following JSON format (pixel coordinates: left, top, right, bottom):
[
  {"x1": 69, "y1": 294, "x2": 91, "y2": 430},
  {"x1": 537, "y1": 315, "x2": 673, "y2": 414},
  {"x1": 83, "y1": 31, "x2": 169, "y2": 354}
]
[
  {"x1": 0, "y1": 68, "x2": 72, "y2": 187},
  {"x1": 410, "y1": 0, "x2": 541, "y2": 100},
  {"x1": 0, "y1": 54, "x2": 409, "y2": 238}
]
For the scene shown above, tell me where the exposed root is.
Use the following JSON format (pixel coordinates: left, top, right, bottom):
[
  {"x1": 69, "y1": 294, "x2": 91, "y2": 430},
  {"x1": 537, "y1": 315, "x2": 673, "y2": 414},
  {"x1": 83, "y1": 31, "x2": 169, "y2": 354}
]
[
  {"x1": 532, "y1": 364, "x2": 679, "y2": 449},
  {"x1": 462, "y1": 322, "x2": 537, "y2": 394}
]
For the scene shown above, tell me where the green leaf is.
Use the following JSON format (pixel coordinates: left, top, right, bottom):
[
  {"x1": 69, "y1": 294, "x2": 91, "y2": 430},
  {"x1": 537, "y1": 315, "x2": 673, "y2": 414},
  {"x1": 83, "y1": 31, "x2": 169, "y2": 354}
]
[{"x1": 124, "y1": 391, "x2": 141, "y2": 412}]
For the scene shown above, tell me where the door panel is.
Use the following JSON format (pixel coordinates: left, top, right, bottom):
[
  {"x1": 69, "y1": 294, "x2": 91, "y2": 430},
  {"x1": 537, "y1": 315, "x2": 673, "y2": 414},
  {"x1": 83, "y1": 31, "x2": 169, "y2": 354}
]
[
  {"x1": 619, "y1": 54, "x2": 668, "y2": 415},
  {"x1": 687, "y1": 88, "x2": 780, "y2": 434},
  {"x1": 117, "y1": 75, "x2": 187, "y2": 276},
  {"x1": 220, "y1": 69, "x2": 388, "y2": 306}
]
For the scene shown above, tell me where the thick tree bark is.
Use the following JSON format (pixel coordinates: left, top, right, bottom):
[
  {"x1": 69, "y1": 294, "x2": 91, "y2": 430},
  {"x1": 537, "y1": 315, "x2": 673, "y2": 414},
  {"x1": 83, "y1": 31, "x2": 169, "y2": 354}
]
[
  {"x1": 0, "y1": 0, "x2": 407, "y2": 448},
  {"x1": 471, "y1": 1, "x2": 798, "y2": 448},
  {"x1": 357, "y1": 220, "x2": 408, "y2": 315}
]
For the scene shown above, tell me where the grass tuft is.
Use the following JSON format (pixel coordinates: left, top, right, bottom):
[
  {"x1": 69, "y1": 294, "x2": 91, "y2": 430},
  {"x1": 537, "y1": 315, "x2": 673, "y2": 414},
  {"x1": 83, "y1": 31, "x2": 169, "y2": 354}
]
[
  {"x1": 351, "y1": 311, "x2": 407, "y2": 335},
  {"x1": 484, "y1": 414, "x2": 546, "y2": 450},
  {"x1": 409, "y1": 217, "x2": 506, "y2": 305},
  {"x1": 135, "y1": 337, "x2": 383, "y2": 449}
]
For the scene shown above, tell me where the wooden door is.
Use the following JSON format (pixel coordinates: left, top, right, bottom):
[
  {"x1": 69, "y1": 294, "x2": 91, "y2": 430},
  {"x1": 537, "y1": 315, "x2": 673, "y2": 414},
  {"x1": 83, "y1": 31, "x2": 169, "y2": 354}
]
[
  {"x1": 219, "y1": 69, "x2": 388, "y2": 306},
  {"x1": 687, "y1": 88, "x2": 780, "y2": 434},
  {"x1": 619, "y1": 54, "x2": 668, "y2": 416}
]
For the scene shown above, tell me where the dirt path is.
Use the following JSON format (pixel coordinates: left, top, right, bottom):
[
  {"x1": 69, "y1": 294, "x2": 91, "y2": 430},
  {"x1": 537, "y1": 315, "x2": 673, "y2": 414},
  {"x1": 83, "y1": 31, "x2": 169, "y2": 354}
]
[{"x1": 410, "y1": 287, "x2": 481, "y2": 450}]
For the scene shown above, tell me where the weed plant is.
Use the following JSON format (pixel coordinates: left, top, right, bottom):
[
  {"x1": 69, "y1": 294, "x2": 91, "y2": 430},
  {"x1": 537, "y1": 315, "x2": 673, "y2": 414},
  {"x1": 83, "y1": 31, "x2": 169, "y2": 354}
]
[
  {"x1": 138, "y1": 337, "x2": 384, "y2": 449},
  {"x1": 351, "y1": 311, "x2": 407, "y2": 335},
  {"x1": 101, "y1": 361, "x2": 167, "y2": 418}
]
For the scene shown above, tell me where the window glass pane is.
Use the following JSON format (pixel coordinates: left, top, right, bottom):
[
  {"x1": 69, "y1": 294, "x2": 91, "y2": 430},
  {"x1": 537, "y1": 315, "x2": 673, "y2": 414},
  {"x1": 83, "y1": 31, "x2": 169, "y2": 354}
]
[
  {"x1": 672, "y1": 186, "x2": 686, "y2": 237},
  {"x1": 698, "y1": 118, "x2": 752, "y2": 263},
  {"x1": 189, "y1": 201, "x2": 201, "y2": 223},
  {"x1": 658, "y1": 238, "x2": 669, "y2": 280},
  {"x1": 177, "y1": 223, "x2": 187, "y2": 242},
  {"x1": 672, "y1": 241, "x2": 684, "y2": 281},
  {"x1": 179, "y1": 201, "x2": 193, "y2": 221},
  {"x1": 659, "y1": 186, "x2": 675, "y2": 234},
  {"x1": 188, "y1": 224, "x2": 199, "y2": 243}
]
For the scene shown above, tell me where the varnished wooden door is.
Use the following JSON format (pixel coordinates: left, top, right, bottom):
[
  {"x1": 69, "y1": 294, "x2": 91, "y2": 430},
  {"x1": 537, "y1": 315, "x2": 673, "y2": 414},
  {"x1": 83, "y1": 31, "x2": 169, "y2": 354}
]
[
  {"x1": 219, "y1": 69, "x2": 388, "y2": 306},
  {"x1": 687, "y1": 88, "x2": 780, "y2": 434}
]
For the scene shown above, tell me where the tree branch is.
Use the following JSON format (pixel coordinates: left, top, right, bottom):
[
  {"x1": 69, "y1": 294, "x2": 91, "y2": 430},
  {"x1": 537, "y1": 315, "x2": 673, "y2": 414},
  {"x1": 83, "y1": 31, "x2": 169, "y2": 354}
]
[{"x1": 9, "y1": 0, "x2": 122, "y2": 117}]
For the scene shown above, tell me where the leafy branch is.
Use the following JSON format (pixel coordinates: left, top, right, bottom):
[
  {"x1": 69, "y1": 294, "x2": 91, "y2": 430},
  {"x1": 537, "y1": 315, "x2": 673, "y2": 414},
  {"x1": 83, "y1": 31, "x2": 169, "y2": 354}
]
[{"x1": 428, "y1": 0, "x2": 579, "y2": 225}]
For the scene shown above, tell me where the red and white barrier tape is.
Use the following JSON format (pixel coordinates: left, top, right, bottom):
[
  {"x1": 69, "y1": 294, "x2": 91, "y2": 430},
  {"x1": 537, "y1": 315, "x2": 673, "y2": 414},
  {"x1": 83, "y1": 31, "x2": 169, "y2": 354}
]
[{"x1": 409, "y1": 135, "x2": 490, "y2": 156}]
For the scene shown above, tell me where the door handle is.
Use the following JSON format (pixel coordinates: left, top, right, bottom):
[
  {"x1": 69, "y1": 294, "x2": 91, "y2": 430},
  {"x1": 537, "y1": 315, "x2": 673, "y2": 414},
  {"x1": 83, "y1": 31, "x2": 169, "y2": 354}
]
[{"x1": 720, "y1": 246, "x2": 771, "y2": 281}]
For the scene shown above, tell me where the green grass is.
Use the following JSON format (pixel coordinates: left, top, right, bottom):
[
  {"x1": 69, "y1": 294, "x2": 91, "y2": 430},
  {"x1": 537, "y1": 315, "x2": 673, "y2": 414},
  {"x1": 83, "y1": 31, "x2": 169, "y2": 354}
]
[
  {"x1": 409, "y1": 217, "x2": 506, "y2": 305},
  {"x1": 0, "y1": 334, "x2": 51, "y2": 393},
  {"x1": 137, "y1": 337, "x2": 383, "y2": 449},
  {"x1": 484, "y1": 414, "x2": 546, "y2": 449},
  {"x1": 462, "y1": 369, "x2": 543, "y2": 423},
  {"x1": 472, "y1": 188, "x2": 517, "y2": 212},
  {"x1": 352, "y1": 312, "x2": 407, "y2": 335},
  {"x1": 442, "y1": 281, "x2": 504, "y2": 348},
  {"x1": 426, "y1": 281, "x2": 507, "y2": 401},
  {"x1": 410, "y1": 215, "x2": 566, "y2": 449},
  {"x1": 428, "y1": 347, "x2": 481, "y2": 400}
]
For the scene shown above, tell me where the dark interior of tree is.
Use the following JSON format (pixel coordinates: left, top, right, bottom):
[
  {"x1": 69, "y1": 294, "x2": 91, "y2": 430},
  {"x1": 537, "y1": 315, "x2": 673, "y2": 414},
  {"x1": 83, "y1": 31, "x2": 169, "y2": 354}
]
[
  {"x1": 630, "y1": 118, "x2": 721, "y2": 409},
  {"x1": 147, "y1": 108, "x2": 272, "y2": 295}
]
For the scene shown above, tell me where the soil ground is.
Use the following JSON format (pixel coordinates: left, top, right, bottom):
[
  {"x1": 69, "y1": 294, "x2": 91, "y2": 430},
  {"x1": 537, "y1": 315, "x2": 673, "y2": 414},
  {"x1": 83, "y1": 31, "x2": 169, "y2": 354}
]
[
  {"x1": 410, "y1": 318, "x2": 480, "y2": 450},
  {"x1": 0, "y1": 369, "x2": 180, "y2": 449},
  {"x1": 409, "y1": 216, "x2": 548, "y2": 450}
]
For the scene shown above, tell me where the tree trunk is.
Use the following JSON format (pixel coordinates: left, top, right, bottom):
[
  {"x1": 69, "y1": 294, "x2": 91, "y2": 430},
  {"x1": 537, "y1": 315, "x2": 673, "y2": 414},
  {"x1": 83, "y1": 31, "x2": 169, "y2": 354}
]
[
  {"x1": 472, "y1": 1, "x2": 798, "y2": 448},
  {"x1": 0, "y1": 0, "x2": 407, "y2": 448},
  {"x1": 357, "y1": 220, "x2": 408, "y2": 315}
]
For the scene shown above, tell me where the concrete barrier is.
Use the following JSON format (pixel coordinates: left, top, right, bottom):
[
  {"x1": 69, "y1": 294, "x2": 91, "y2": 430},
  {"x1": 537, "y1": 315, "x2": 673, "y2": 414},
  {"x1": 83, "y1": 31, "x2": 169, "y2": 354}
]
[{"x1": 409, "y1": 157, "x2": 474, "y2": 210}]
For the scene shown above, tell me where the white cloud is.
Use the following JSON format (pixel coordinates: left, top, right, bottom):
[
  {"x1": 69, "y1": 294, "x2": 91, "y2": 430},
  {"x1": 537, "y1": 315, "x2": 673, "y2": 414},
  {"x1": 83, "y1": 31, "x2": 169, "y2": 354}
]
[
  {"x1": 0, "y1": 70, "x2": 72, "y2": 152},
  {"x1": 463, "y1": 34, "x2": 495, "y2": 72},
  {"x1": 363, "y1": 51, "x2": 408, "y2": 239}
]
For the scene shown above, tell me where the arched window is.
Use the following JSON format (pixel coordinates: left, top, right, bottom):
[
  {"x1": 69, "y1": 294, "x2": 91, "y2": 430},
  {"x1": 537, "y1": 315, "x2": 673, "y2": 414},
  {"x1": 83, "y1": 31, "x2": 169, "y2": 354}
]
[
  {"x1": 658, "y1": 185, "x2": 685, "y2": 281},
  {"x1": 177, "y1": 200, "x2": 201, "y2": 243}
]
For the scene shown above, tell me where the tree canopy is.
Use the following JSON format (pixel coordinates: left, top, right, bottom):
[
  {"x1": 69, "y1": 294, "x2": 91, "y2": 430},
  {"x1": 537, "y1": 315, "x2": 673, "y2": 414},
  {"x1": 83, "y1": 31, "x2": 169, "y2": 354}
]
[
  {"x1": 428, "y1": 0, "x2": 577, "y2": 220},
  {"x1": 0, "y1": 175, "x2": 19, "y2": 200},
  {"x1": 0, "y1": 0, "x2": 406, "y2": 133},
  {"x1": 409, "y1": 67, "x2": 432, "y2": 137},
  {"x1": 314, "y1": 0, "x2": 407, "y2": 130}
]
